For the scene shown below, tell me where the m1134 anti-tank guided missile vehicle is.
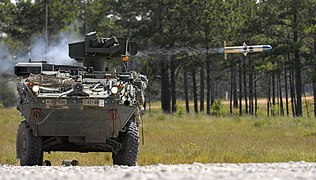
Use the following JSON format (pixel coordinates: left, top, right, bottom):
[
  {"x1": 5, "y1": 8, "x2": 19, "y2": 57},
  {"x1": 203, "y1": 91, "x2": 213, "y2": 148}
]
[{"x1": 15, "y1": 32, "x2": 148, "y2": 166}]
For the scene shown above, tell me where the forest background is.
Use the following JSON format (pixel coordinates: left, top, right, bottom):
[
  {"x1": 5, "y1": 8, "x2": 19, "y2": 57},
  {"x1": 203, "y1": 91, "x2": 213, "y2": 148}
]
[{"x1": 0, "y1": 0, "x2": 316, "y2": 118}]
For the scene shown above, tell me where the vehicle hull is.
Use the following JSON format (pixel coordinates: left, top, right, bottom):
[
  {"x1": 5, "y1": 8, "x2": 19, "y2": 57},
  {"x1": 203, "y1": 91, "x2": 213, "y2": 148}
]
[{"x1": 18, "y1": 97, "x2": 136, "y2": 151}]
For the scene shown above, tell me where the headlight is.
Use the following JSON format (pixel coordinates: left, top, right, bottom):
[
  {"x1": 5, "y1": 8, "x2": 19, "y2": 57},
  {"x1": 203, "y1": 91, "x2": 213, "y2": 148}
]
[
  {"x1": 32, "y1": 85, "x2": 40, "y2": 93},
  {"x1": 111, "y1": 86, "x2": 118, "y2": 94}
]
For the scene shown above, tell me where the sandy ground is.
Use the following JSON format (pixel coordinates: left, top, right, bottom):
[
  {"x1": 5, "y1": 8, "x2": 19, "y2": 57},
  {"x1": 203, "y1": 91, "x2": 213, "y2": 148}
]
[
  {"x1": 1, "y1": 162, "x2": 316, "y2": 180},
  {"x1": 149, "y1": 96, "x2": 314, "y2": 109}
]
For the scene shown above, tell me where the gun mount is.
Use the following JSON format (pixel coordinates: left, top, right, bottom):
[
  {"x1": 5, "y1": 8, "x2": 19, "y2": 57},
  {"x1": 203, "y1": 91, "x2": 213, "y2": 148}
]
[{"x1": 69, "y1": 32, "x2": 137, "y2": 71}]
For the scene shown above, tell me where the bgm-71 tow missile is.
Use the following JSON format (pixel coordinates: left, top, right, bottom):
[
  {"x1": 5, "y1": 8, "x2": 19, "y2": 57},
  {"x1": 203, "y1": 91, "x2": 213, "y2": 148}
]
[{"x1": 224, "y1": 42, "x2": 272, "y2": 59}]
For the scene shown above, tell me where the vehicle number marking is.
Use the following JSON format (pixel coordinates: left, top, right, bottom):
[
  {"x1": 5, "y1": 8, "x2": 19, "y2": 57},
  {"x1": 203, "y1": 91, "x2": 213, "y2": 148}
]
[
  {"x1": 83, "y1": 99, "x2": 106, "y2": 107},
  {"x1": 45, "y1": 99, "x2": 68, "y2": 109},
  {"x1": 99, "y1": 99, "x2": 105, "y2": 107}
]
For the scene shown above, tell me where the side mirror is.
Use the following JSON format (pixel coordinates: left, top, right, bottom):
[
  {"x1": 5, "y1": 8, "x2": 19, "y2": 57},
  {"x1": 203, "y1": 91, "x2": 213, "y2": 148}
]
[{"x1": 129, "y1": 42, "x2": 137, "y2": 55}]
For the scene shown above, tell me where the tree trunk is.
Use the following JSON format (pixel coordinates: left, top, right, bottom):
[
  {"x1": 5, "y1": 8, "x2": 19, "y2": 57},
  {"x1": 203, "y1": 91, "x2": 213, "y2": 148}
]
[
  {"x1": 148, "y1": 91, "x2": 152, "y2": 113},
  {"x1": 184, "y1": 68, "x2": 190, "y2": 114},
  {"x1": 254, "y1": 72, "x2": 258, "y2": 115},
  {"x1": 293, "y1": 9, "x2": 302, "y2": 116},
  {"x1": 192, "y1": 70, "x2": 198, "y2": 113},
  {"x1": 166, "y1": 64, "x2": 171, "y2": 114},
  {"x1": 211, "y1": 76, "x2": 215, "y2": 106},
  {"x1": 203, "y1": 7, "x2": 210, "y2": 114},
  {"x1": 277, "y1": 73, "x2": 280, "y2": 116},
  {"x1": 160, "y1": 60, "x2": 170, "y2": 113},
  {"x1": 313, "y1": 33, "x2": 316, "y2": 117},
  {"x1": 200, "y1": 66, "x2": 205, "y2": 112},
  {"x1": 230, "y1": 65, "x2": 233, "y2": 114},
  {"x1": 248, "y1": 59, "x2": 254, "y2": 115},
  {"x1": 170, "y1": 56, "x2": 176, "y2": 113},
  {"x1": 239, "y1": 61, "x2": 242, "y2": 116},
  {"x1": 290, "y1": 69, "x2": 296, "y2": 116},
  {"x1": 276, "y1": 72, "x2": 280, "y2": 116},
  {"x1": 272, "y1": 71, "x2": 276, "y2": 116},
  {"x1": 206, "y1": 59, "x2": 211, "y2": 115},
  {"x1": 314, "y1": 72, "x2": 316, "y2": 117},
  {"x1": 278, "y1": 71, "x2": 284, "y2": 116},
  {"x1": 303, "y1": 90, "x2": 310, "y2": 118},
  {"x1": 267, "y1": 74, "x2": 271, "y2": 117},
  {"x1": 284, "y1": 65, "x2": 289, "y2": 116},
  {"x1": 233, "y1": 66, "x2": 238, "y2": 108},
  {"x1": 243, "y1": 60, "x2": 248, "y2": 114},
  {"x1": 294, "y1": 51, "x2": 302, "y2": 116},
  {"x1": 160, "y1": 61, "x2": 166, "y2": 112}
]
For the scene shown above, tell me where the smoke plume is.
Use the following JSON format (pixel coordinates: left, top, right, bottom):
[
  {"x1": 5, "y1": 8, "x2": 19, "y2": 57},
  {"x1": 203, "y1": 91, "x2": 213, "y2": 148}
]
[
  {"x1": 0, "y1": 42, "x2": 15, "y2": 74},
  {"x1": 137, "y1": 47, "x2": 224, "y2": 57},
  {"x1": 0, "y1": 31, "x2": 82, "y2": 75},
  {"x1": 29, "y1": 32, "x2": 81, "y2": 65}
]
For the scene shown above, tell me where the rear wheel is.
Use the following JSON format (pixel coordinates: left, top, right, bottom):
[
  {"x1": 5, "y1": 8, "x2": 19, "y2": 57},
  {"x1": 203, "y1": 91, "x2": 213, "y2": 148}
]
[
  {"x1": 16, "y1": 121, "x2": 43, "y2": 166},
  {"x1": 112, "y1": 120, "x2": 139, "y2": 166}
]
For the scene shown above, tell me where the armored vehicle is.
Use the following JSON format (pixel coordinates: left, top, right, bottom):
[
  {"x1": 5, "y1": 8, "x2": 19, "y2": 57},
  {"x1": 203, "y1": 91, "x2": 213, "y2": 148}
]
[{"x1": 15, "y1": 32, "x2": 147, "y2": 166}]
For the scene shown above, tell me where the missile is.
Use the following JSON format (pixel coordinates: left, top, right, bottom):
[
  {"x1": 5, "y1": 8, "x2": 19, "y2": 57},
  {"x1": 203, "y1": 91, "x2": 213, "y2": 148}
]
[{"x1": 224, "y1": 42, "x2": 272, "y2": 59}]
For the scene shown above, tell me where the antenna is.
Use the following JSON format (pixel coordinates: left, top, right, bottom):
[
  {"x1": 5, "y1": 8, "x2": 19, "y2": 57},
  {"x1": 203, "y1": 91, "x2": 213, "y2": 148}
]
[{"x1": 45, "y1": 3, "x2": 48, "y2": 60}]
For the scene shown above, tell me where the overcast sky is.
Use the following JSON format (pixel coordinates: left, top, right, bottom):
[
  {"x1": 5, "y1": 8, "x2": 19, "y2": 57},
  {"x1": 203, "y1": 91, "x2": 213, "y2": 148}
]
[{"x1": 10, "y1": 0, "x2": 35, "y2": 3}]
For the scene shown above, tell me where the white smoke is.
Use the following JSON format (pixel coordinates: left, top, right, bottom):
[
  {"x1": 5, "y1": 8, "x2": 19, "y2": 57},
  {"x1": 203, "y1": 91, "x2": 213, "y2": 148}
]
[
  {"x1": 0, "y1": 26, "x2": 83, "y2": 75},
  {"x1": 29, "y1": 32, "x2": 81, "y2": 65},
  {"x1": 0, "y1": 22, "x2": 84, "y2": 107},
  {"x1": 0, "y1": 42, "x2": 15, "y2": 73},
  {"x1": 137, "y1": 47, "x2": 224, "y2": 57}
]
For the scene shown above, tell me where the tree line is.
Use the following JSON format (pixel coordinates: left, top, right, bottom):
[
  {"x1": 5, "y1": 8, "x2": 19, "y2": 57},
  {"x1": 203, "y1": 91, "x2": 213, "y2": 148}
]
[{"x1": 0, "y1": 0, "x2": 315, "y2": 117}]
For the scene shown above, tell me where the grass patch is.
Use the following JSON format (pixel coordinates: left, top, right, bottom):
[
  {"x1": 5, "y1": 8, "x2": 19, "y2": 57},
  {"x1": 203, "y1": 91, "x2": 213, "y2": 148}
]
[
  {"x1": 139, "y1": 113, "x2": 316, "y2": 164},
  {"x1": 1, "y1": 108, "x2": 316, "y2": 165}
]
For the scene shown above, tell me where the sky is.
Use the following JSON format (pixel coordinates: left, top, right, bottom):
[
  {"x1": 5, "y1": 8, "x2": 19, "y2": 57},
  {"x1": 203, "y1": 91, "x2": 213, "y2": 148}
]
[{"x1": 10, "y1": 0, "x2": 35, "y2": 3}]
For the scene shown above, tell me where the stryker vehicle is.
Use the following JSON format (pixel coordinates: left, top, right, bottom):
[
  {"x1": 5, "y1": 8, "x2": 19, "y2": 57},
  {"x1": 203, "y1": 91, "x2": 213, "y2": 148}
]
[{"x1": 15, "y1": 32, "x2": 147, "y2": 166}]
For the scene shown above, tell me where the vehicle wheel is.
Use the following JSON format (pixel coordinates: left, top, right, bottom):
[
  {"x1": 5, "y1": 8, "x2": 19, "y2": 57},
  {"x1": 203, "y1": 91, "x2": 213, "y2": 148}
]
[
  {"x1": 16, "y1": 121, "x2": 43, "y2": 166},
  {"x1": 112, "y1": 120, "x2": 139, "y2": 166}
]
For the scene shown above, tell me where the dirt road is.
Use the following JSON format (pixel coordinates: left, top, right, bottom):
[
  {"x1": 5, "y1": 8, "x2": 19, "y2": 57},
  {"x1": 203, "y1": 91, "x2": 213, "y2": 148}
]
[{"x1": 1, "y1": 162, "x2": 315, "y2": 180}]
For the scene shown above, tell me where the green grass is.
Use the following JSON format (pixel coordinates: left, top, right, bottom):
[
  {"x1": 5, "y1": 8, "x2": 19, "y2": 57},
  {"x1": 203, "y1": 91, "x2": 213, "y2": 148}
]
[
  {"x1": 1, "y1": 108, "x2": 316, "y2": 166},
  {"x1": 140, "y1": 113, "x2": 316, "y2": 164}
]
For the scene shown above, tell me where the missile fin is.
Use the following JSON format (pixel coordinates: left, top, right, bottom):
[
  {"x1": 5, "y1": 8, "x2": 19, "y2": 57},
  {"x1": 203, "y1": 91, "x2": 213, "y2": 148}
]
[
  {"x1": 243, "y1": 51, "x2": 248, "y2": 56},
  {"x1": 243, "y1": 42, "x2": 247, "y2": 47},
  {"x1": 223, "y1": 41, "x2": 227, "y2": 59}
]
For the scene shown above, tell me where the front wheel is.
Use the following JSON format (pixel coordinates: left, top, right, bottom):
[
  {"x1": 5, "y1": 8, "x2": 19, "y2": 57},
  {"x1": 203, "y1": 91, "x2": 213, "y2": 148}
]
[
  {"x1": 112, "y1": 120, "x2": 139, "y2": 166},
  {"x1": 16, "y1": 121, "x2": 43, "y2": 166}
]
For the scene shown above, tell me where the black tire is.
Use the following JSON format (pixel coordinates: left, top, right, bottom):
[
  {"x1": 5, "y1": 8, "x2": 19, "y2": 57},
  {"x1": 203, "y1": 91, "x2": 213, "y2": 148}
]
[
  {"x1": 112, "y1": 120, "x2": 139, "y2": 166},
  {"x1": 16, "y1": 121, "x2": 43, "y2": 166}
]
